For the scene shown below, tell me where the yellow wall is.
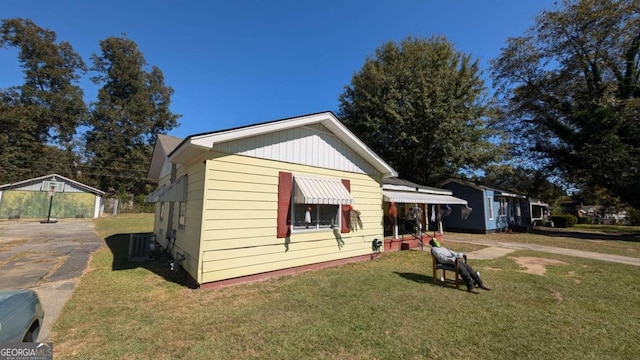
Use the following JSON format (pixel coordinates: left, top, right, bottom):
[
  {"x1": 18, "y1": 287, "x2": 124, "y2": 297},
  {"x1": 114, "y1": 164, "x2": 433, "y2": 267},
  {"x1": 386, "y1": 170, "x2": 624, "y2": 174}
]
[
  {"x1": 199, "y1": 151, "x2": 383, "y2": 284},
  {"x1": 152, "y1": 153, "x2": 207, "y2": 282}
]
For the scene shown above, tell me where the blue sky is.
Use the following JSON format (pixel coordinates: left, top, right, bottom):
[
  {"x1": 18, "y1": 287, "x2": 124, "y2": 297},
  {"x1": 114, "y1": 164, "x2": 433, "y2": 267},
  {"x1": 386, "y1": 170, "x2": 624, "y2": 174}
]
[{"x1": 2, "y1": 0, "x2": 556, "y2": 139}]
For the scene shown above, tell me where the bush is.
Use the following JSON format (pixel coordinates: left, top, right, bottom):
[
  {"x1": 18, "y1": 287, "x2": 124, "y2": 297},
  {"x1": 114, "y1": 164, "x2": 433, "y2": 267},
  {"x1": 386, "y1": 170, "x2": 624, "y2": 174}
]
[
  {"x1": 628, "y1": 208, "x2": 640, "y2": 226},
  {"x1": 551, "y1": 214, "x2": 578, "y2": 228},
  {"x1": 577, "y1": 217, "x2": 590, "y2": 224}
]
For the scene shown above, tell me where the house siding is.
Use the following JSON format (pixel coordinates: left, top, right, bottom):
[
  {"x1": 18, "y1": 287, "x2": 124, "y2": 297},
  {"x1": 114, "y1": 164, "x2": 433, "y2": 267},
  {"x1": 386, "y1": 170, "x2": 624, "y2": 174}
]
[
  {"x1": 151, "y1": 154, "x2": 207, "y2": 282},
  {"x1": 212, "y1": 124, "x2": 377, "y2": 175},
  {"x1": 199, "y1": 151, "x2": 382, "y2": 284}
]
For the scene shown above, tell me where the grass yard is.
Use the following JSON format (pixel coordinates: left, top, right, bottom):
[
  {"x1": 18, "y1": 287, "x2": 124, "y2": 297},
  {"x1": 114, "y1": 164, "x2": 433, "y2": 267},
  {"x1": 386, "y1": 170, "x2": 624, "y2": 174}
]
[{"x1": 52, "y1": 214, "x2": 640, "y2": 359}]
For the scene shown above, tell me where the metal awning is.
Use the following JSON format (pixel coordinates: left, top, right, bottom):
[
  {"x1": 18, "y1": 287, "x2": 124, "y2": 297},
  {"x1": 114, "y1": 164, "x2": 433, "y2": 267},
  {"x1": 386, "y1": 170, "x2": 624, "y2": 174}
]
[
  {"x1": 145, "y1": 184, "x2": 168, "y2": 203},
  {"x1": 294, "y1": 175, "x2": 354, "y2": 205},
  {"x1": 383, "y1": 190, "x2": 467, "y2": 205},
  {"x1": 145, "y1": 175, "x2": 188, "y2": 203}
]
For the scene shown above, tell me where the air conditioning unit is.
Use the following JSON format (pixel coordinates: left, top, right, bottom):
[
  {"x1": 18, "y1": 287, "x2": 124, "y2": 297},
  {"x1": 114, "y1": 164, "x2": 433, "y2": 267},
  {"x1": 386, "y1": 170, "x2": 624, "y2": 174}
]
[{"x1": 129, "y1": 233, "x2": 155, "y2": 261}]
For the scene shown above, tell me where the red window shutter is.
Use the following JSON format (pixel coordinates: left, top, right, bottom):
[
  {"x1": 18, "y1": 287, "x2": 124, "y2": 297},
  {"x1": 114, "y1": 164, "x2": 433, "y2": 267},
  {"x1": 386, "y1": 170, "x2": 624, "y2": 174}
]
[
  {"x1": 277, "y1": 172, "x2": 293, "y2": 238},
  {"x1": 341, "y1": 179, "x2": 351, "y2": 233}
]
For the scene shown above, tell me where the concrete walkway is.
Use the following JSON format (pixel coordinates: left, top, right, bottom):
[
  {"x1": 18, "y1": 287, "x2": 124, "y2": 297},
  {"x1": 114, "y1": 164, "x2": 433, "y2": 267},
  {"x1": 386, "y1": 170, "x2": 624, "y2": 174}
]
[{"x1": 444, "y1": 235, "x2": 640, "y2": 267}]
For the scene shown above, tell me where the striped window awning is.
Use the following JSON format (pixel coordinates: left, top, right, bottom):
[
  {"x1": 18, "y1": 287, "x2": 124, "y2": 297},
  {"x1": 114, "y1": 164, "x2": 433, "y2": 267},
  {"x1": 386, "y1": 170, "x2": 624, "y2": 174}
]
[
  {"x1": 383, "y1": 190, "x2": 467, "y2": 205},
  {"x1": 293, "y1": 175, "x2": 353, "y2": 205}
]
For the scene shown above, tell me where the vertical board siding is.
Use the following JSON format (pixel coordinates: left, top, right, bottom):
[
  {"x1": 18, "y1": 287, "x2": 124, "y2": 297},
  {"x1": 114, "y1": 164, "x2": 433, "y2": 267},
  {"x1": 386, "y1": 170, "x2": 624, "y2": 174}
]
[
  {"x1": 200, "y1": 152, "x2": 383, "y2": 283},
  {"x1": 212, "y1": 124, "x2": 378, "y2": 175}
]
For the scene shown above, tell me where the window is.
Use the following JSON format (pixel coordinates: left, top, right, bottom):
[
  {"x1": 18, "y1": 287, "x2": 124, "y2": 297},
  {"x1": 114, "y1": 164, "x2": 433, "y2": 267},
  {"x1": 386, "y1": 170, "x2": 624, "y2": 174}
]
[
  {"x1": 178, "y1": 202, "x2": 186, "y2": 230},
  {"x1": 487, "y1": 196, "x2": 494, "y2": 220},
  {"x1": 277, "y1": 172, "x2": 353, "y2": 237},
  {"x1": 292, "y1": 203, "x2": 339, "y2": 230},
  {"x1": 159, "y1": 202, "x2": 165, "y2": 221},
  {"x1": 499, "y1": 198, "x2": 507, "y2": 217}
]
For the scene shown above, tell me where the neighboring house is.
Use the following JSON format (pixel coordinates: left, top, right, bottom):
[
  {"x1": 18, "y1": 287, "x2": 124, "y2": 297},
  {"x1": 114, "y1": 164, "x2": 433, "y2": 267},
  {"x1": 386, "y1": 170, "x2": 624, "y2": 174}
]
[
  {"x1": 146, "y1": 112, "x2": 397, "y2": 288},
  {"x1": 438, "y1": 179, "x2": 529, "y2": 233},
  {"x1": 381, "y1": 177, "x2": 468, "y2": 247},
  {"x1": 0, "y1": 174, "x2": 104, "y2": 219},
  {"x1": 528, "y1": 199, "x2": 551, "y2": 226}
]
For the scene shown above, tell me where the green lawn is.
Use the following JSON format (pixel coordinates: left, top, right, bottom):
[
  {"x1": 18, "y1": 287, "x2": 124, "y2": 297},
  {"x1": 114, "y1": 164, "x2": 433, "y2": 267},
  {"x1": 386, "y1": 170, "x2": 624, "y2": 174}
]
[
  {"x1": 52, "y1": 214, "x2": 640, "y2": 359},
  {"x1": 575, "y1": 223, "x2": 640, "y2": 234}
]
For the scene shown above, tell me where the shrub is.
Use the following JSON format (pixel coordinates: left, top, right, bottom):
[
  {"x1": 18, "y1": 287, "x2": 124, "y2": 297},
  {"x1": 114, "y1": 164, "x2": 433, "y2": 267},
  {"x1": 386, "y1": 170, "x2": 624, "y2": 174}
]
[
  {"x1": 551, "y1": 214, "x2": 578, "y2": 228},
  {"x1": 628, "y1": 208, "x2": 640, "y2": 226}
]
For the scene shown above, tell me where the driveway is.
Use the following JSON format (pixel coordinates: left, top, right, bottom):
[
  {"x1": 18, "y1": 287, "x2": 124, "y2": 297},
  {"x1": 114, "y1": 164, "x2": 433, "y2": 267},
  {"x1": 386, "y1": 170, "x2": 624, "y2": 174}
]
[{"x1": 0, "y1": 219, "x2": 102, "y2": 341}]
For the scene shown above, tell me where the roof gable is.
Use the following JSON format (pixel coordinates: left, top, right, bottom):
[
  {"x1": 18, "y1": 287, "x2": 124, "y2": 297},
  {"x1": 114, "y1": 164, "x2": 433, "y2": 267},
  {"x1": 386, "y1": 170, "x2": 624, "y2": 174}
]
[
  {"x1": 0, "y1": 174, "x2": 104, "y2": 195},
  {"x1": 165, "y1": 112, "x2": 397, "y2": 177},
  {"x1": 148, "y1": 134, "x2": 184, "y2": 181}
]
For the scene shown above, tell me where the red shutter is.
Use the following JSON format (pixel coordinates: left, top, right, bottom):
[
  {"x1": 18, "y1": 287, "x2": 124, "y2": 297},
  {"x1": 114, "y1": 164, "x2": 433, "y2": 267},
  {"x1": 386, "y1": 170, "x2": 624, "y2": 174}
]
[
  {"x1": 341, "y1": 179, "x2": 351, "y2": 233},
  {"x1": 277, "y1": 172, "x2": 293, "y2": 238}
]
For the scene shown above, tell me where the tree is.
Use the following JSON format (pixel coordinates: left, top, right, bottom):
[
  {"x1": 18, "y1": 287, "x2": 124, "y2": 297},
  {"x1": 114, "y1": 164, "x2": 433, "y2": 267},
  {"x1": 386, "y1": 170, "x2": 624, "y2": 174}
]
[
  {"x1": 338, "y1": 36, "x2": 504, "y2": 186},
  {"x1": 85, "y1": 35, "x2": 180, "y2": 193},
  {"x1": 476, "y1": 164, "x2": 566, "y2": 203},
  {"x1": 0, "y1": 18, "x2": 86, "y2": 182},
  {"x1": 491, "y1": 0, "x2": 640, "y2": 207}
]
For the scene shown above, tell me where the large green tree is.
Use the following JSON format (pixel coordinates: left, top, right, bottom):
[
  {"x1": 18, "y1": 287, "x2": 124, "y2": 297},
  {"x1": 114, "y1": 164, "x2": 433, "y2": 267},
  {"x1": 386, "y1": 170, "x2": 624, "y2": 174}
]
[
  {"x1": 85, "y1": 35, "x2": 180, "y2": 193},
  {"x1": 491, "y1": 0, "x2": 640, "y2": 207},
  {"x1": 0, "y1": 18, "x2": 86, "y2": 182},
  {"x1": 338, "y1": 36, "x2": 504, "y2": 185}
]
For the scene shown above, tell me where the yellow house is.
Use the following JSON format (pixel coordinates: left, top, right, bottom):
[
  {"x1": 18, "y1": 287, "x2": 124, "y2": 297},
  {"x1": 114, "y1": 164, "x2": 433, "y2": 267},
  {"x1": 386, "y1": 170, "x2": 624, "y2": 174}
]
[{"x1": 146, "y1": 112, "x2": 397, "y2": 288}]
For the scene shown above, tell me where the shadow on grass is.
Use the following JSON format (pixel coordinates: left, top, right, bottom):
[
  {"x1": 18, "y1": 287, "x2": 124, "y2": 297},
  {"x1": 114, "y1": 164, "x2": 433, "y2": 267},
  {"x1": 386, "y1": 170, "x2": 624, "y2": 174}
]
[
  {"x1": 105, "y1": 233, "x2": 198, "y2": 289},
  {"x1": 394, "y1": 272, "x2": 466, "y2": 290},
  {"x1": 532, "y1": 228, "x2": 640, "y2": 242}
]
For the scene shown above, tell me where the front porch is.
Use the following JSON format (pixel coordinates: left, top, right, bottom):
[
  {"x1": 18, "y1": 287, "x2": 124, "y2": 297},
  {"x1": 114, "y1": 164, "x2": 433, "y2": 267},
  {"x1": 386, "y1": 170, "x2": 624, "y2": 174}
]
[{"x1": 383, "y1": 232, "x2": 444, "y2": 252}]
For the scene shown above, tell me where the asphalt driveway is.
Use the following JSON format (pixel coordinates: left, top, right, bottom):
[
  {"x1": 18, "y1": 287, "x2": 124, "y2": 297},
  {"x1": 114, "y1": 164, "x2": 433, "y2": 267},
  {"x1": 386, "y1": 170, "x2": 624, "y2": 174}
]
[{"x1": 0, "y1": 219, "x2": 102, "y2": 341}]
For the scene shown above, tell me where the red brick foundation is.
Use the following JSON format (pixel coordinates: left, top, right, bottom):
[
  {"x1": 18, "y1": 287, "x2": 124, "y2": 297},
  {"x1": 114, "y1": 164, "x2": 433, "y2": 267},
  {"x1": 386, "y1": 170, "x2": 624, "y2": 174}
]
[
  {"x1": 383, "y1": 233, "x2": 443, "y2": 252},
  {"x1": 199, "y1": 253, "x2": 373, "y2": 290}
]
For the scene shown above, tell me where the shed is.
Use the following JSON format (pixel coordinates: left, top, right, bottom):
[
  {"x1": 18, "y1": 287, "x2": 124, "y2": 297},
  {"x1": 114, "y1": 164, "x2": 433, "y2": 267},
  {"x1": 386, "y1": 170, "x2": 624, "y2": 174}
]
[
  {"x1": 146, "y1": 112, "x2": 397, "y2": 288},
  {"x1": 0, "y1": 174, "x2": 105, "y2": 219},
  {"x1": 438, "y1": 179, "x2": 529, "y2": 233}
]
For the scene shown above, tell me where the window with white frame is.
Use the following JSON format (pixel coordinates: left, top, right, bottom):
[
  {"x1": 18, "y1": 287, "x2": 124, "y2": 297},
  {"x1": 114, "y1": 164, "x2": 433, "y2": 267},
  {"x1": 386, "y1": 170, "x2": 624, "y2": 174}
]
[
  {"x1": 499, "y1": 198, "x2": 507, "y2": 217},
  {"x1": 487, "y1": 196, "x2": 494, "y2": 220},
  {"x1": 292, "y1": 203, "x2": 340, "y2": 231}
]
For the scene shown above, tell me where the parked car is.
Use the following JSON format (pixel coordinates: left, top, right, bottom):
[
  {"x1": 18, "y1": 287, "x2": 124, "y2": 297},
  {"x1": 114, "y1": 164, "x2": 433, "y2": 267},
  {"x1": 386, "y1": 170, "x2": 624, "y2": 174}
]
[{"x1": 0, "y1": 289, "x2": 44, "y2": 342}]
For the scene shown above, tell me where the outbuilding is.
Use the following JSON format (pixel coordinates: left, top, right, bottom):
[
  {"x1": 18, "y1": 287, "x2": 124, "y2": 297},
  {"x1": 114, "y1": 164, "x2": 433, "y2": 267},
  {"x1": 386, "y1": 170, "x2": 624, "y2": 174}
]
[
  {"x1": 0, "y1": 174, "x2": 104, "y2": 219},
  {"x1": 146, "y1": 112, "x2": 398, "y2": 288}
]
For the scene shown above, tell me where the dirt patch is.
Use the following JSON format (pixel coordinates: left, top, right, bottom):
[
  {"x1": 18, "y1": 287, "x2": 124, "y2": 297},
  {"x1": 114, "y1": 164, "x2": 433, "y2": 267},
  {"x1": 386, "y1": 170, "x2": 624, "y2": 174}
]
[
  {"x1": 554, "y1": 291, "x2": 563, "y2": 302},
  {"x1": 510, "y1": 256, "x2": 568, "y2": 276},
  {"x1": 566, "y1": 271, "x2": 581, "y2": 284}
]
